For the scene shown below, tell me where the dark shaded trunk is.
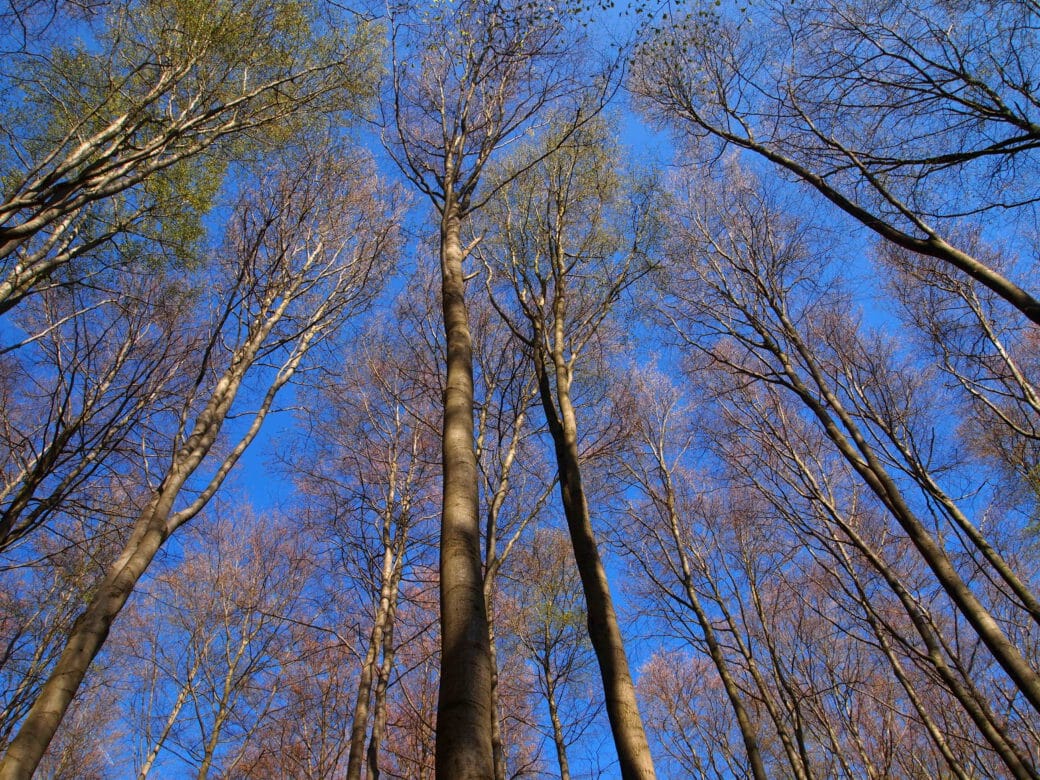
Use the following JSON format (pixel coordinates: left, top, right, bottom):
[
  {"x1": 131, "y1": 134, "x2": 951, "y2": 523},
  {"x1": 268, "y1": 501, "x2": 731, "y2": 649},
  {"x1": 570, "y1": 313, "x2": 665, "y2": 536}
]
[{"x1": 535, "y1": 344, "x2": 655, "y2": 780}]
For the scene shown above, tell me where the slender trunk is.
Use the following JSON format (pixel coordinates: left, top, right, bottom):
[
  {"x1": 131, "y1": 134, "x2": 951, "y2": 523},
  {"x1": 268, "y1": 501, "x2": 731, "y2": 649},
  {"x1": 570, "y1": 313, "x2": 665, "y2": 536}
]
[
  {"x1": 652, "y1": 461, "x2": 767, "y2": 780},
  {"x1": 784, "y1": 450, "x2": 1039, "y2": 779},
  {"x1": 486, "y1": 594, "x2": 506, "y2": 780},
  {"x1": 347, "y1": 536, "x2": 400, "y2": 780},
  {"x1": 698, "y1": 560, "x2": 811, "y2": 780},
  {"x1": 434, "y1": 199, "x2": 494, "y2": 779},
  {"x1": 366, "y1": 590, "x2": 399, "y2": 780},
  {"x1": 835, "y1": 546, "x2": 970, "y2": 780},
  {"x1": 769, "y1": 317, "x2": 1040, "y2": 715},
  {"x1": 544, "y1": 667, "x2": 571, "y2": 780},
  {"x1": 366, "y1": 530, "x2": 406, "y2": 780},
  {"x1": 138, "y1": 657, "x2": 203, "y2": 779},
  {"x1": 0, "y1": 271, "x2": 299, "y2": 777},
  {"x1": 482, "y1": 402, "x2": 534, "y2": 780},
  {"x1": 535, "y1": 343, "x2": 655, "y2": 780},
  {"x1": 742, "y1": 566, "x2": 815, "y2": 778}
]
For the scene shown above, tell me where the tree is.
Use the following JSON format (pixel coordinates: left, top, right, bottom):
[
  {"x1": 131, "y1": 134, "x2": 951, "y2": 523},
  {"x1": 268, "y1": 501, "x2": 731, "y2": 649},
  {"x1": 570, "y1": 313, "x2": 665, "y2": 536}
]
[
  {"x1": 0, "y1": 0, "x2": 378, "y2": 317},
  {"x1": 479, "y1": 119, "x2": 658, "y2": 778},
  {"x1": 120, "y1": 507, "x2": 314, "y2": 779},
  {"x1": 0, "y1": 143, "x2": 397, "y2": 778},
  {"x1": 881, "y1": 241, "x2": 1040, "y2": 522},
  {"x1": 0, "y1": 520, "x2": 119, "y2": 757},
  {"x1": 290, "y1": 300, "x2": 441, "y2": 780},
  {"x1": 383, "y1": 2, "x2": 613, "y2": 774},
  {"x1": 633, "y1": 0, "x2": 1040, "y2": 324},
  {"x1": 657, "y1": 163, "x2": 1040, "y2": 777},
  {"x1": 501, "y1": 529, "x2": 602, "y2": 780},
  {"x1": 614, "y1": 367, "x2": 768, "y2": 780},
  {"x1": 0, "y1": 265, "x2": 190, "y2": 553}
]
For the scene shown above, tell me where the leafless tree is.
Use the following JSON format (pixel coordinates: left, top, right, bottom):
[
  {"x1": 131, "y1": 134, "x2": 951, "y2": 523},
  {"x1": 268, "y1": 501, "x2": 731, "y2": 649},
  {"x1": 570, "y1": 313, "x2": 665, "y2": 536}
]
[
  {"x1": 0, "y1": 268, "x2": 192, "y2": 554},
  {"x1": 0, "y1": 143, "x2": 397, "y2": 778},
  {"x1": 501, "y1": 529, "x2": 602, "y2": 780},
  {"x1": 633, "y1": 0, "x2": 1040, "y2": 324},
  {"x1": 120, "y1": 506, "x2": 315, "y2": 779},
  {"x1": 656, "y1": 163, "x2": 1040, "y2": 777},
  {"x1": 383, "y1": 2, "x2": 617, "y2": 774},
  {"x1": 478, "y1": 118, "x2": 658, "y2": 778}
]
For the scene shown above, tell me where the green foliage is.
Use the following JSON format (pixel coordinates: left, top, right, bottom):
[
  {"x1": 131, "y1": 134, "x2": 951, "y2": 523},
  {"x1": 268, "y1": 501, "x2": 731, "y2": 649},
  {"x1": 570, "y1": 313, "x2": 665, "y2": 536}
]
[{"x1": 0, "y1": 0, "x2": 383, "y2": 291}]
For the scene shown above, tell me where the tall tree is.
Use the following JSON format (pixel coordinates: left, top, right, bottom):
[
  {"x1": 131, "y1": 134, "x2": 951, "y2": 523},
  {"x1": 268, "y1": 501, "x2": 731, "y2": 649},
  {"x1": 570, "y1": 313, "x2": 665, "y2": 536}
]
[
  {"x1": 479, "y1": 120, "x2": 658, "y2": 778},
  {"x1": 290, "y1": 300, "x2": 441, "y2": 780},
  {"x1": 501, "y1": 528, "x2": 601, "y2": 780},
  {"x1": 0, "y1": 145, "x2": 397, "y2": 778},
  {"x1": 658, "y1": 164, "x2": 1040, "y2": 777},
  {"x1": 615, "y1": 367, "x2": 768, "y2": 780},
  {"x1": 0, "y1": 266, "x2": 189, "y2": 553},
  {"x1": 0, "y1": 0, "x2": 378, "y2": 317},
  {"x1": 633, "y1": 0, "x2": 1040, "y2": 324},
  {"x1": 121, "y1": 507, "x2": 314, "y2": 779},
  {"x1": 383, "y1": 2, "x2": 613, "y2": 775}
]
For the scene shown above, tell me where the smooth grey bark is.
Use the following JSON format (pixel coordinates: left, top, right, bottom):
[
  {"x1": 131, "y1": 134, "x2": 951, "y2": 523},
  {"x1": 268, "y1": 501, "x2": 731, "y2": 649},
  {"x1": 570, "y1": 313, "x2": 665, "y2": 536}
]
[{"x1": 435, "y1": 200, "x2": 495, "y2": 779}]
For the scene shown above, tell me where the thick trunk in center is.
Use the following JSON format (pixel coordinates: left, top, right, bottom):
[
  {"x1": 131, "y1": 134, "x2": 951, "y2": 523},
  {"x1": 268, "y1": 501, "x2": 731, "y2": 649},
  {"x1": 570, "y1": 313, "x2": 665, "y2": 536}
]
[{"x1": 434, "y1": 202, "x2": 495, "y2": 779}]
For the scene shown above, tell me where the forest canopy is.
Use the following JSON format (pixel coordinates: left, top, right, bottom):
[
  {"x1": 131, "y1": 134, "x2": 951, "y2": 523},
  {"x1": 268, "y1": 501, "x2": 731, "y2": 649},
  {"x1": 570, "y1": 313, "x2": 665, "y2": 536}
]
[{"x1": 1, "y1": 1, "x2": 1039, "y2": 778}]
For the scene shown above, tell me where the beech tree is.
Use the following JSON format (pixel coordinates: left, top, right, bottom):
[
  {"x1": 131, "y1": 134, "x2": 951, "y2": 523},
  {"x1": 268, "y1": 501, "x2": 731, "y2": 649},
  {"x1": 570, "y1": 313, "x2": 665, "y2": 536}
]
[
  {"x1": 882, "y1": 243, "x2": 1040, "y2": 519},
  {"x1": 479, "y1": 119, "x2": 658, "y2": 778},
  {"x1": 615, "y1": 367, "x2": 768, "y2": 780},
  {"x1": 0, "y1": 0, "x2": 378, "y2": 318},
  {"x1": 120, "y1": 508, "x2": 314, "y2": 779},
  {"x1": 501, "y1": 529, "x2": 601, "y2": 780},
  {"x1": 7, "y1": 2, "x2": 1040, "y2": 774},
  {"x1": 0, "y1": 145, "x2": 397, "y2": 778},
  {"x1": 633, "y1": 0, "x2": 1040, "y2": 324},
  {"x1": 383, "y1": 2, "x2": 614, "y2": 774},
  {"x1": 290, "y1": 302, "x2": 441, "y2": 780},
  {"x1": 0, "y1": 268, "x2": 190, "y2": 553},
  {"x1": 657, "y1": 164, "x2": 1040, "y2": 777},
  {"x1": 0, "y1": 525, "x2": 117, "y2": 758}
]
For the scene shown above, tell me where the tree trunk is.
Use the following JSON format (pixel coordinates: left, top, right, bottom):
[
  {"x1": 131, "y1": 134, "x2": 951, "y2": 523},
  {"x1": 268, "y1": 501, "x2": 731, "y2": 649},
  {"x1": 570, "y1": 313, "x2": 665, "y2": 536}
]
[
  {"x1": 544, "y1": 665, "x2": 572, "y2": 780},
  {"x1": 138, "y1": 656, "x2": 203, "y2": 779},
  {"x1": 366, "y1": 593, "x2": 398, "y2": 780},
  {"x1": 347, "y1": 530, "x2": 402, "y2": 780},
  {"x1": 434, "y1": 200, "x2": 494, "y2": 779},
  {"x1": 771, "y1": 318, "x2": 1040, "y2": 716},
  {"x1": 486, "y1": 601, "x2": 506, "y2": 780},
  {"x1": 0, "y1": 494, "x2": 172, "y2": 779},
  {"x1": 535, "y1": 344, "x2": 656, "y2": 780},
  {"x1": 654, "y1": 463, "x2": 767, "y2": 780}
]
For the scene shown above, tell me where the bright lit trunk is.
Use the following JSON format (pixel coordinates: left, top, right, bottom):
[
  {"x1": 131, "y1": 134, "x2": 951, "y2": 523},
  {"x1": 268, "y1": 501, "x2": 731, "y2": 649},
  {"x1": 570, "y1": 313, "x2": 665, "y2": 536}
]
[{"x1": 434, "y1": 199, "x2": 494, "y2": 779}]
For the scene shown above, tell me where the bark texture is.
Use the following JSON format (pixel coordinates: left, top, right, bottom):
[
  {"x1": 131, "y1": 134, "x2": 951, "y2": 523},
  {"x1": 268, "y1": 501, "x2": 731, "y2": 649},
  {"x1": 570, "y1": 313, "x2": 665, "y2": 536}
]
[
  {"x1": 434, "y1": 202, "x2": 495, "y2": 779},
  {"x1": 535, "y1": 343, "x2": 656, "y2": 780}
]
